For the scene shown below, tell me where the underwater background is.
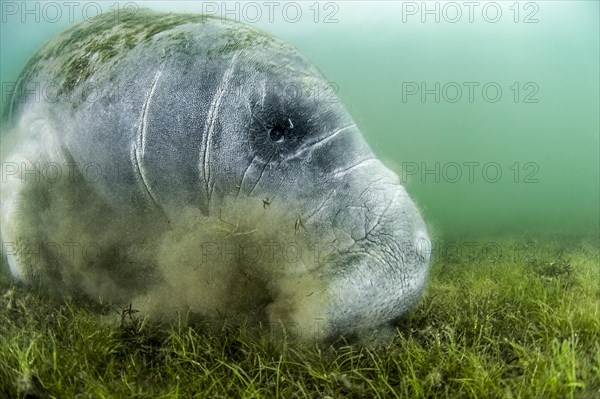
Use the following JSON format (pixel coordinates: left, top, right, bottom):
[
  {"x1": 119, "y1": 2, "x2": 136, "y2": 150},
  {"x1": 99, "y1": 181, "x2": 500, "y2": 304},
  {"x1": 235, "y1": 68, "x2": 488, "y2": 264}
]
[{"x1": 1, "y1": 0, "x2": 598, "y2": 239}]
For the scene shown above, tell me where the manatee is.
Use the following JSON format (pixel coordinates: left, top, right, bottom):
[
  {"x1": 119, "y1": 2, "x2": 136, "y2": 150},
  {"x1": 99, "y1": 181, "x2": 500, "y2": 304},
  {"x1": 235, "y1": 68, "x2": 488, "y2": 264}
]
[{"x1": 0, "y1": 9, "x2": 430, "y2": 343}]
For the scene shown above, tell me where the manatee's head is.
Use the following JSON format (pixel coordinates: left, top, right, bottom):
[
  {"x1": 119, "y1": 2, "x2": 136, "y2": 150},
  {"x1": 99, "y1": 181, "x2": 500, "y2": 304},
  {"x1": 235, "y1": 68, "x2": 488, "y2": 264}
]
[{"x1": 166, "y1": 20, "x2": 433, "y2": 340}]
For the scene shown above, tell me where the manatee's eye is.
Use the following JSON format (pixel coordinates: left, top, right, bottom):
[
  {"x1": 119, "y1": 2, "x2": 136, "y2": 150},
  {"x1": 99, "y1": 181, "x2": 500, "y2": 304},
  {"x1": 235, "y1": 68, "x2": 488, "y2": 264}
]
[
  {"x1": 269, "y1": 125, "x2": 285, "y2": 143},
  {"x1": 249, "y1": 94, "x2": 318, "y2": 162},
  {"x1": 268, "y1": 119, "x2": 292, "y2": 143}
]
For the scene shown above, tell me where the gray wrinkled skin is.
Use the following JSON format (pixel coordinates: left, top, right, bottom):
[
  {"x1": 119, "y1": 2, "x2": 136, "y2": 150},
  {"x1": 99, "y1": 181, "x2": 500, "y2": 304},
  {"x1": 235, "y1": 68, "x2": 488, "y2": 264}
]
[{"x1": 0, "y1": 10, "x2": 430, "y2": 343}]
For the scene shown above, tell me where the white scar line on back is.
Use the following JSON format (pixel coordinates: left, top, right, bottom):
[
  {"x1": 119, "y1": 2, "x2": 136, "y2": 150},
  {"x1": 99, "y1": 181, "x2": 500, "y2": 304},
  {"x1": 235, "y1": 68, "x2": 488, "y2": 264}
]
[
  {"x1": 138, "y1": 70, "x2": 162, "y2": 157},
  {"x1": 200, "y1": 54, "x2": 238, "y2": 201},
  {"x1": 132, "y1": 69, "x2": 162, "y2": 207}
]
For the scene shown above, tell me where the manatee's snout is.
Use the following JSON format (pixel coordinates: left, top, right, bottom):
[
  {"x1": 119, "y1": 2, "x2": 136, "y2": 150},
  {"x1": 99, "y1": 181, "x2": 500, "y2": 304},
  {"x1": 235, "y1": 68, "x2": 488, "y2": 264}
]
[
  {"x1": 343, "y1": 160, "x2": 431, "y2": 272},
  {"x1": 293, "y1": 154, "x2": 431, "y2": 338}
]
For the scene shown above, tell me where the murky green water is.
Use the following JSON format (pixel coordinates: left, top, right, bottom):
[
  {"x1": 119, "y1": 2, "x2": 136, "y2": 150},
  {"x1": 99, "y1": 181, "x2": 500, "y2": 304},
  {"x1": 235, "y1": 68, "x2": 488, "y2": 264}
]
[{"x1": 1, "y1": 1, "x2": 598, "y2": 238}]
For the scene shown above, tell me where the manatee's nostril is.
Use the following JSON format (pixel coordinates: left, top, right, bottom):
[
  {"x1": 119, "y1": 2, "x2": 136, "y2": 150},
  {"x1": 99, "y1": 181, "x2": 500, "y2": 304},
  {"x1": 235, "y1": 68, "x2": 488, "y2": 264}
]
[{"x1": 269, "y1": 125, "x2": 285, "y2": 143}]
